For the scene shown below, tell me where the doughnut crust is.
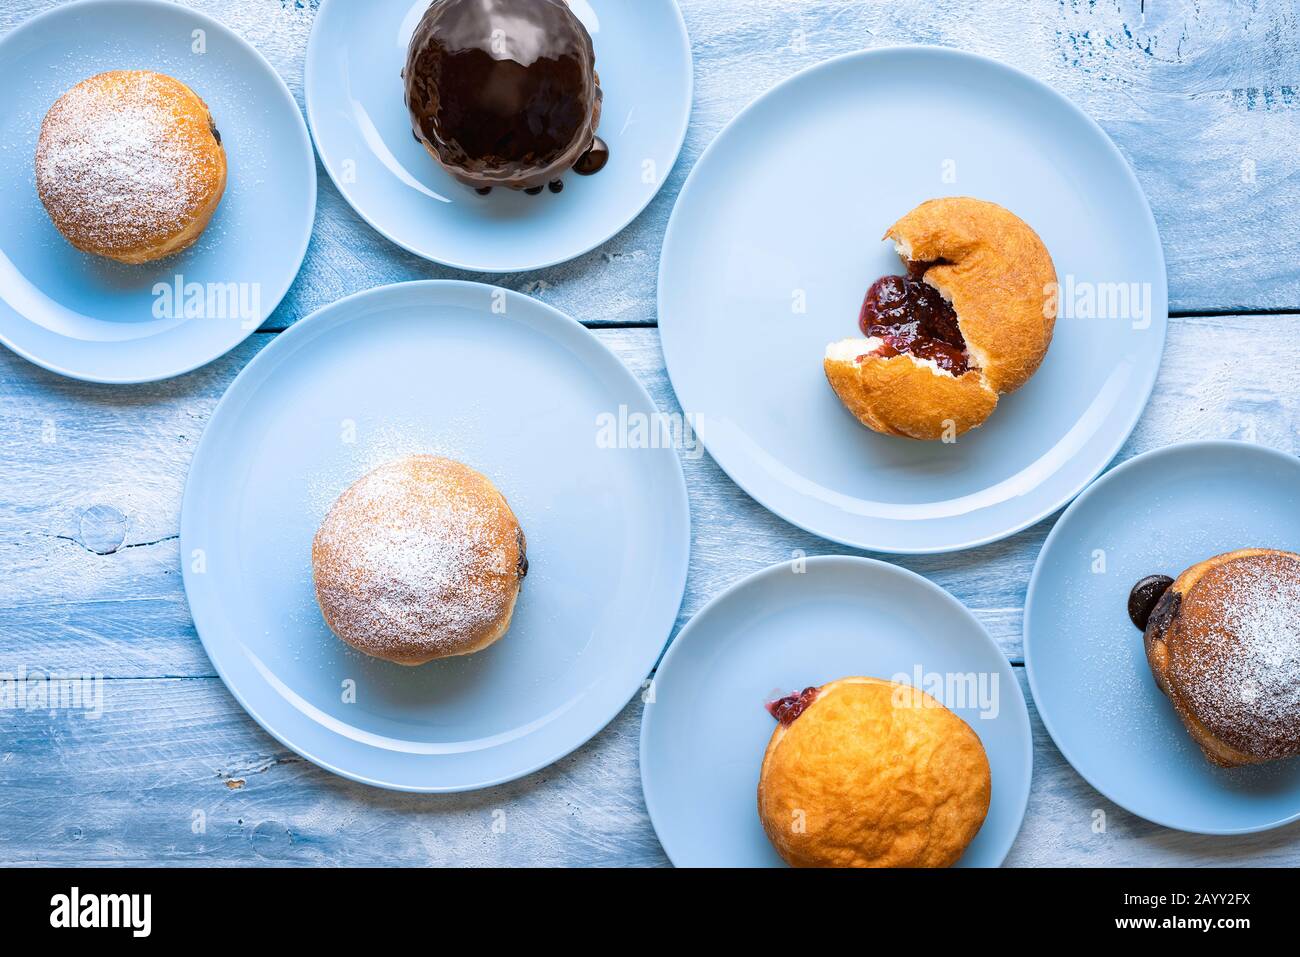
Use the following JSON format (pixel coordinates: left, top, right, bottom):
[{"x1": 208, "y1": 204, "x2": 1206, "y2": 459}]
[
  {"x1": 312, "y1": 455, "x2": 527, "y2": 666},
  {"x1": 824, "y1": 337, "x2": 997, "y2": 441},
  {"x1": 1143, "y1": 548, "x2": 1300, "y2": 767},
  {"x1": 35, "y1": 70, "x2": 227, "y2": 264},
  {"x1": 825, "y1": 197, "x2": 1057, "y2": 441},
  {"x1": 757, "y1": 677, "x2": 991, "y2": 868}
]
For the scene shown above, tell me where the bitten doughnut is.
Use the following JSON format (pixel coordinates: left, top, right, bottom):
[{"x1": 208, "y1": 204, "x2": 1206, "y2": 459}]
[
  {"x1": 312, "y1": 455, "x2": 528, "y2": 666},
  {"x1": 35, "y1": 70, "x2": 227, "y2": 264},
  {"x1": 1136, "y1": 548, "x2": 1300, "y2": 767},
  {"x1": 757, "y1": 676, "x2": 991, "y2": 868},
  {"x1": 824, "y1": 197, "x2": 1058, "y2": 440}
]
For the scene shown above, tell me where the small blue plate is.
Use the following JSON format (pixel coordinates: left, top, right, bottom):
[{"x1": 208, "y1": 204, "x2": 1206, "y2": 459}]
[
  {"x1": 1025, "y1": 440, "x2": 1300, "y2": 834},
  {"x1": 305, "y1": 0, "x2": 692, "y2": 272},
  {"x1": 181, "y1": 281, "x2": 690, "y2": 791},
  {"x1": 0, "y1": 0, "x2": 316, "y2": 383},
  {"x1": 658, "y1": 47, "x2": 1168, "y2": 553},
  {"x1": 641, "y1": 556, "x2": 1031, "y2": 866}
]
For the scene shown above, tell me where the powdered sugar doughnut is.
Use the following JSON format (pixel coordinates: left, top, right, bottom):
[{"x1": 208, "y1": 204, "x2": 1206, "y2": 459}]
[
  {"x1": 35, "y1": 70, "x2": 227, "y2": 264},
  {"x1": 312, "y1": 455, "x2": 528, "y2": 666},
  {"x1": 1143, "y1": 548, "x2": 1300, "y2": 766}
]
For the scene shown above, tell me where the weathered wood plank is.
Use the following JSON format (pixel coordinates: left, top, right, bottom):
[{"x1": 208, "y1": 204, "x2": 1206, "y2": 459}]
[
  {"x1": 4, "y1": 0, "x2": 1300, "y2": 322},
  {"x1": 0, "y1": 677, "x2": 666, "y2": 866},
  {"x1": 2, "y1": 671, "x2": 1295, "y2": 865}
]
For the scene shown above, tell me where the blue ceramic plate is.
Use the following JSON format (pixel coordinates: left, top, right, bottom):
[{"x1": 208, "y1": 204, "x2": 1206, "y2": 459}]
[
  {"x1": 304, "y1": 0, "x2": 692, "y2": 272},
  {"x1": 1025, "y1": 440, "x2": 1300, "y2": 834},
  {"x1": 181, "y1": 281, "x2": 690, "y2": 791},
  {"x1": 0, "y1": 0, "x2": 315, "y2": 383},
  {"x1": 641, "y1": 556, "x2": 1031, "y2": 866},
  {"x1": 658, "y1": 47, "x2": 1167, "y2": 553}
]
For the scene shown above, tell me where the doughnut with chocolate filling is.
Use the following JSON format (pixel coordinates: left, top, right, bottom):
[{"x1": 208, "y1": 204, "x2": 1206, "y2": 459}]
[
  {"x1": 312, "y1": 455, "x2": 528, "y2": 666},
  {"x1": 757, "y1": 676, "x2": 991, "y2": 867},
  {"x1": 1139, "y1": 548, "x2": 1300, "y2": 767},
  {"x1": 824, "y1": 197, "x2": 1057, "y2": 441}
]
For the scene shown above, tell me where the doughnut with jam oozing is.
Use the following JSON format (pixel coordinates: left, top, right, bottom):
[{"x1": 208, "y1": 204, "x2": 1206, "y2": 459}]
[
  {"x1": 757, "y1": 676, "x2": 991, "y2": 867},
  {"x1": 824, "y1": 197, "x2": 1058, "y2": 441},
  {"x1": 403, "y1": 0, "x2": 605, "y2": 192}
]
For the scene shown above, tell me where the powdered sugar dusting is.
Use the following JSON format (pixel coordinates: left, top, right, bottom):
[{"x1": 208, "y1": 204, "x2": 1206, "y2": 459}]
[
  {"x1": 1180, "y1": 555, "x2": 1300, "y2": 758},
  {"x1": 312, "y1": 456, "x2": 523, "y2": 663},
  {"x1": 305, "y1": 416, "x2": 486, "y2": 522},
  {"x1": 35, "y1": 71, "x2": 220, "y2": 254}
]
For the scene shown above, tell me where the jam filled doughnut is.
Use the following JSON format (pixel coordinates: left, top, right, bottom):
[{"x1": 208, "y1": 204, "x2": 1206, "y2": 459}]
[
  {"x1": 35, "y1": 70, "x2": 227, "y2": 264},
  {"x1": 312, "y1": 455, "x2": 528, "y2": 666},
  {"x1": 825, "y1": 197, "x2": 1058, "y2": 440},
  {"x1": 403, "y1": 0, "x2": 606, "y2": 194},
  {"x1": 757, "y1": 676, "x2": 991, "y2": 868},
  {"x1": 1136, "y1": 548, "x2": 1300, "y2": 767}
]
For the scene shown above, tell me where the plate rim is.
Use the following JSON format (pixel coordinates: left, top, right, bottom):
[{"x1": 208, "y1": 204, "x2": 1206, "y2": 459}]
[
  {"x1": 0, "y1": 0, "x2": 318, "y2": 384},
  {"x1": 656, "y1": 44, "x2": 1170, "y2": 555},
  {"x1": 1023, "y1": 438, "x2": 1300, "y2": 835},
  {"x1": 639, "y1": 553, "x2": 1033, "y2": 866},
  {"x1": 179, "y1": 278, "x2": 692, "y2": 792},
  {"x1": 303, "y1": 0, "x2": 695, "y2": 273}
]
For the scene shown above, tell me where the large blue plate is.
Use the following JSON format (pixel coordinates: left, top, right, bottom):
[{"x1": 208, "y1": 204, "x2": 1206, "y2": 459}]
[
  {"x1": 304, "y1": 0, "x2": 692, "y2": 272},
  {"x1": 1025, "y1": 440, "x2": 1300, "y2": 834},
  {"x1": 0, "y1": 0, "x2": 316, "y2": 383},
  {"x1": 641, "y1": 556, "x2": 1031, "y2": 866},
  {"x1": 181, "y1": 281, "x2": 690, "y2": 791},
  {"x1": 658, "y1": 47, "x2": 1168, "y2": 553}
]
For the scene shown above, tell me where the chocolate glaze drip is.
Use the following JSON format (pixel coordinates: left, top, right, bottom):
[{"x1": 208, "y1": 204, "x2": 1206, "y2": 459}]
[
  {"x1": 403, "y1": 0, "x2": 605, "y2": 192},
  {"x1": 573, "y1": 136, "x2": 609, "y2": 175},
  {"x1": 1129, "y1": 574, "x2": 1174, "y2": 631}
]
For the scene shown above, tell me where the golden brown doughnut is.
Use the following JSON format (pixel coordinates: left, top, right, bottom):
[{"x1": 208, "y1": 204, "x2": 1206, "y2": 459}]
[
  {"x1": 312, "y1": 455, "x2": 528, "y2": 666},
  {"x1": 35, "y1": 70, "x2": 227, "y2": 264},
  {"x1": 757, "y1": 676, "x2": 991, "y2": 868},
  {"x1": 1142, "y1": 548, "x2": 1300, "y2": 767},
  {"x1": 824, "y1": 197, "x2": 1058, "y2": 441}
]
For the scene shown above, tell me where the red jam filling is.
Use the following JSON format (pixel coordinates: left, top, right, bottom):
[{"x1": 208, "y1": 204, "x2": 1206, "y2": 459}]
[
  {"x1": 856, "y1": 265, "x2": 969, "y2": 376},
  {"x1": 765, "y1": 686, "x2": 819, "y2": 727}
]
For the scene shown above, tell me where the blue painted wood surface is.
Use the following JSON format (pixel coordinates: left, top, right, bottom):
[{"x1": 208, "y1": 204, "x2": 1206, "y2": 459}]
[{"x1": 1, "y1": 0, "x2": 1298, "y2": 866}]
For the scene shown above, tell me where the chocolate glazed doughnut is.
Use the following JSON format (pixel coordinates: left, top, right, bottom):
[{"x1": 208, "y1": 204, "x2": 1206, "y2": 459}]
[{"x1": 403, "y1": 0, "x2": 607, "y2": 193}]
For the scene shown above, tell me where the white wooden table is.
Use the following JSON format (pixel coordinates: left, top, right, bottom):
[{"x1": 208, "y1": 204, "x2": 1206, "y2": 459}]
[{"x1": 2, "y1": 0, "x2": 1298, "y2": 866}]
